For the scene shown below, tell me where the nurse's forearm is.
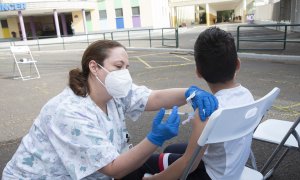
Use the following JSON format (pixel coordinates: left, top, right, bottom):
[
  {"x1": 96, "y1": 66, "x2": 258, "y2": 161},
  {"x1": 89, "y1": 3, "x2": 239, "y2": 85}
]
[
  {"x1": 146, "y1": 88, "x2": 187, "y2": 111},
  {"x1": 99, "y1": 138, "x2": 157, "y2": 179}
]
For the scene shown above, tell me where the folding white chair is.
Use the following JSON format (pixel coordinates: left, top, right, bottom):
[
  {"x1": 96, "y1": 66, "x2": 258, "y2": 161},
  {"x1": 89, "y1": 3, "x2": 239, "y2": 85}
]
[
  {"x1": 253, "y1": 116, "x2": 300, "y2": 179},
  {"x1": 10, "y1": 46, "x2": 40, "y2": 80},
  {"x1": 181, "y1": 87, "x2": 280, "y2": 180}
]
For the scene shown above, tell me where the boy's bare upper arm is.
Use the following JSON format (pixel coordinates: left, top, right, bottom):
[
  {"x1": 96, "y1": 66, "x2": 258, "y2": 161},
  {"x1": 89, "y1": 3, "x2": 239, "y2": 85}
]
[{"x1": 184, "y1": 109, "x2": 208, "y2": 157}]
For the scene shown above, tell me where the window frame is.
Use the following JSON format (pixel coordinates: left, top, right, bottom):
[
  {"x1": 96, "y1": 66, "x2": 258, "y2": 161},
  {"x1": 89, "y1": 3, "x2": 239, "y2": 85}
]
[
  {"x1": 132, "y1": 6, "x2": 140, "y2": 16},
  {"x1": 115, "y1": 8, "x2": 123, "y2": 18},
  {"x1": 99, "y1": 10, "x2": 107, "y2": 20}
]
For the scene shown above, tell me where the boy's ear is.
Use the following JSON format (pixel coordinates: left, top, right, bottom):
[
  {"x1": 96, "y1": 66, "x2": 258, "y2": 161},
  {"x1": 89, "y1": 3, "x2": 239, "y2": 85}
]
[
  {"x1": 236, "y1": 58, "x2": 241, "y2": 72},
  {"x1": 196, "y1": 68, "x2": 202, "y2": 78}
]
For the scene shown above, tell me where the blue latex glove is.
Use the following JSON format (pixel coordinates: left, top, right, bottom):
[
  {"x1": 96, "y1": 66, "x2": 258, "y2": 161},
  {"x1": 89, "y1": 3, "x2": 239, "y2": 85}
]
[
  {"x1": 185, "y1": 85, "x2": 218, "y2": 121},
  {"x1": 147, "y1": 106, "x2": 180, "y2": 146}
]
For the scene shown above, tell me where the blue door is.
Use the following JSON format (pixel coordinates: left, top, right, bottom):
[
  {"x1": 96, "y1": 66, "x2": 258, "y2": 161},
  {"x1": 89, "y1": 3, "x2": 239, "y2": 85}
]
[{"x1": 116, "y1": 17, "x2": 124, "y2": 29}]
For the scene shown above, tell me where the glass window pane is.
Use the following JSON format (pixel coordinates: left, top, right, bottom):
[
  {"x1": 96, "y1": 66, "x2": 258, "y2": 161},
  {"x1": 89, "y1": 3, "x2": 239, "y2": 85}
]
[
  {"x1": 85, "y1": 11, "x2": 91, "y2": 21},
  {"x1": 115, "y1": 8, "x2": 123, "y2": 17},
  {"x1": 1, "y1": 20, "x2": 8, "y2": 28},
  {"x1": 132, "y1": 6, "x2": 140, "y2": 16},
  {"x1": 99, "y1": 10, "x2": 107, "y2": 20}
]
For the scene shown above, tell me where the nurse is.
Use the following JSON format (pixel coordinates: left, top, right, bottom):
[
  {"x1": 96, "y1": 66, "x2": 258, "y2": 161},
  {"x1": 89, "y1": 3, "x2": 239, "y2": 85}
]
[{"x1": 2, "y1": 40, "x2": 218, "y2": 179}]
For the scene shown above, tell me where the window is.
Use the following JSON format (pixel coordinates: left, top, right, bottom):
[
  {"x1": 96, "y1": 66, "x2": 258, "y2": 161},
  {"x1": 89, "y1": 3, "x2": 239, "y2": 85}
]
[
  {"x1": 99, "y1": 10, "x2": 107, "y2": 20},
  {"x1": 85, "y1": 11, "x2": 91, "y2": 21},
  {"x1": 1, "y1": 20, "x2": 8, "y2": 28},
  {"x1": 132, "y1": 6, "x2": 140, "y2": 16},
  {"x1": 115, "y1": 8, "x2": 123, "y2": 17}
]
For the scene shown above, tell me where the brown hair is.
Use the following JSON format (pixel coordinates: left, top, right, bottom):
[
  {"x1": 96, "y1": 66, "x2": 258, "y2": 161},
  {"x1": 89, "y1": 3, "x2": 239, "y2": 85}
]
[{"x1": 69, "y1": 40, "x2": 125, "y2": 97}]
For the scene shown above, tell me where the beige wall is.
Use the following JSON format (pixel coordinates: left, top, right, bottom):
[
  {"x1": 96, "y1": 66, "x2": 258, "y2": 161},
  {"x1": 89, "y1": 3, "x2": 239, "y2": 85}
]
[
  {"x1": 177, "y1": 6, "x2": 195, "y2": 26},
  {"x1": 170, "y1": 7, "x2": 177, "y2": 27},
  {"x1": 151, "y1": 0, "x2": 169, "y2": 28},
  {"x1": 91, "y1": 10, "x2": 101, "y2": 32},
  {"x1": 72, "y1": 11, "x2": 85, "y2": 34},
  {"x1": 140, "y1": 0, "x2": 153, "y2": 27},
  {"x1": 206, "y1": 3, "x2": 217, "y2": 26},
  {"x1": 234, "y1": 1, "x2": 244, "y2": 17},
  {"x1": 106, "y1": 0, "x2": 116, "y2": 30},
  {"x1": 7, "y1": 17, "x2": 19, "y2": 38},
  {"x1": 123, "y1": 0, "x2": 133, "y2": 28},
  {"x1": 0, "y1": 23, "x2": 3, "y2": 38},
  {"x1": 234, "y1": 0, "x2": 246, "y2": 22}
]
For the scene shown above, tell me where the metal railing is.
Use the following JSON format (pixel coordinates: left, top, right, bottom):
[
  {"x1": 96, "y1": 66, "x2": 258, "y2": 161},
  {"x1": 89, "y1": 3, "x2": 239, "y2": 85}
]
[
  {"x1": 237, "y1": 24, "x2": 300, "y2": 51},
  {"x1": 0, "y1": 28, "x2": 179, "y2": 51}
]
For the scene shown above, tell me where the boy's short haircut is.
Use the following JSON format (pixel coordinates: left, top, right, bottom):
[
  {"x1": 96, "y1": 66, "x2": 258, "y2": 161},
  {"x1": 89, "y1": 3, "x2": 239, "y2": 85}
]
[{"x1": 194, "y1": 27, "x2": 238, "y2": 84}]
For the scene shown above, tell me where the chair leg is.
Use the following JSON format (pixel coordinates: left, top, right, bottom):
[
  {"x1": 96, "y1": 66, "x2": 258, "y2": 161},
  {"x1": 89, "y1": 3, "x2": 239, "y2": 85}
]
[
  {"x1": 261, "y1": 120, "x2": 299, "y2": 174},
  {"x1": 262, "y1": 148, "x2": 289, "y2": 179},
  {"x1": 249, "y1": 149, "x2": 258, "y2": 170}
]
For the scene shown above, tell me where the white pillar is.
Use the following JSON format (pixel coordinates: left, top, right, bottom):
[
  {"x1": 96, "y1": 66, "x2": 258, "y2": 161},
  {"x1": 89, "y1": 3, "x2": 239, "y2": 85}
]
[
  {"x1": 82, "y1": 9, "x2": 88, "y2": 34},
  {"x1": 206, "y1": 3, "x2": 210, "y2": 26},
  {"x1": 18, "y1": 11, "x2": 27, "y2": 41},
  {"x1": 53, "y1": 9, "x2": 61, "y2": 37},
  {"x1": 171, "y1": 6, "x2": 178, "y2": 27},
  {"x1": 242, "y1": 0, "x2": 247, "y2": 23}
]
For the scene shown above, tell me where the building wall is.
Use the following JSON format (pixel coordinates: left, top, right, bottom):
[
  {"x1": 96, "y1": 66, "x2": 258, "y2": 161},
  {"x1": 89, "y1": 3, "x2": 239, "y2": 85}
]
[
  {"x1": 0, "y1": 23, "x2": 3, "y2": 38},
  {"x1": 253, "y1": 0, "x2": 295, "y2": 24},
  {"x1": 72, "y1": 11, "x2": 85, "y2": 34},
  {"x1": 291, "y1": 0, "x2": 300, "y2": 31},
  {"x1": 98, "y1": 0, "x2": 109, "y2": 30},
  {"x1": 206, "y1": 4, "x2": 217, "y2": 26},
  {"x1": 0, "y1": 0, "x2": 171, "y2": 39},
  {"x1": 234, "y1": 1, "x2": 244, "y2": 17},
  {"x1": 91, "y1": 10, "x2": 101, "y2": 32},
  {"x1": 7, "y1": 17, "x2": 19, "y2": 38},
  {"x1": 1, "y1": 0, "x2": 96, "y2": 14},
  {"x1": 140, "y1": 0, "x2": 153, "y2": 27},
  {"x1": 123, "y1": 0, "x2": 133, "y2": 28},
  {"x1": 107, "y1": 0, "x2": 117, "y2": 30},
  {"x1": 151, "y1": 0, "x2": 170, "y2": 28},
  {"x1": 254, "y1": 3, "x2": 280, "y2": 21},
  {"x1": 280, "y1": 0, "x2": 291, "y2": 21},
  {"x1": 176, "y1": 6, "x2": 195, "y2": 26}
]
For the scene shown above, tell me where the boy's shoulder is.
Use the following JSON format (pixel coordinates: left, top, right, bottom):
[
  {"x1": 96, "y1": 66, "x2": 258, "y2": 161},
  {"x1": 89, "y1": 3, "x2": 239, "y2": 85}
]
[{"x1": 215, "y1": 85, "x2": 254, "y2": 108}]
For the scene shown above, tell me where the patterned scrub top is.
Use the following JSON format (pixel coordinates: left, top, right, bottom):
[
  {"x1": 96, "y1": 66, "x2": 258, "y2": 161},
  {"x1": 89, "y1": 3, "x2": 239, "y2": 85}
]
[{"x1": 2, "y1": 84, "x2": 151, "y2": 180}]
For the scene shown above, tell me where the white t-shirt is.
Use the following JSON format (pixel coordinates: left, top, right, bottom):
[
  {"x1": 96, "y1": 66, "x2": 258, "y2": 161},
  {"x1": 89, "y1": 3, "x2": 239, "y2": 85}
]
[
  {"x1": 2, "y1": 84, "x2": 151, "y2": 180},
  {"x1": 202, "y1": 85, "x2": 254, "y2": 180}
]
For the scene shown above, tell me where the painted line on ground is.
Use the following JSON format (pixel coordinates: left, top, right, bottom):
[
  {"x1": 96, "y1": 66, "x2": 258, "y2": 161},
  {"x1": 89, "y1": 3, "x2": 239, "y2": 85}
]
[
  {"x1": 146, "y1": 62, "x2": 193, "y2": 69},
  {"x1": 135, "y1": 56, "x2": 152, "y2": 68},
  {"x1": 130, "y1": 52, "x2": 169, "y2": 58},
  {"x1": 173, "y1": 54, "x2": 192, "y2": 62}
]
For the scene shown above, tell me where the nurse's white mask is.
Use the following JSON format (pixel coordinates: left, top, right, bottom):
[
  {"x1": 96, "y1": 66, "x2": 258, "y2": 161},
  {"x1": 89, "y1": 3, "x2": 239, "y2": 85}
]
[{"x1": 96, "y1": 63, "x2": 132, "y2": 98}]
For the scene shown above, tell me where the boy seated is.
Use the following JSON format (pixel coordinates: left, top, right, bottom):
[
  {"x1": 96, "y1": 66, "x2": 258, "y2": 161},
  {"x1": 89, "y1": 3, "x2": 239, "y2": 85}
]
[{"x1": 143, "y1": 27, "x2": 255, "y2": 179}]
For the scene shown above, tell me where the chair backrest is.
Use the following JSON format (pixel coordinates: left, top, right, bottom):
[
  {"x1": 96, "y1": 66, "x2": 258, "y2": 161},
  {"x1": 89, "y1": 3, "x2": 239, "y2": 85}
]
[
  {"x1": 10, "y1": 46, "x2": 31, "y2": 53},
  {"x1": 198, "y1": 87, "x2": 280, "y2": 146}
]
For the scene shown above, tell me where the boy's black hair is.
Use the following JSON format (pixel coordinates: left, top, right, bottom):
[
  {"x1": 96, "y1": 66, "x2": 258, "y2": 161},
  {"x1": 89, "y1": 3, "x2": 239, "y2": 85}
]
[{"x1": 194, "y1": 27, "x2": 238, "y2": 84}]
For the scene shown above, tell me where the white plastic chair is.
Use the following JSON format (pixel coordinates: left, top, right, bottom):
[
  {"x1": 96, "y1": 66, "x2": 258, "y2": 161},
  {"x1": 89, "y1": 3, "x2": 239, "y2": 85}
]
[
  {"x1": 253, "y1": 116, "x2": 300, "y2": 179},
  {"x1": 10, "y1": 46, "x2": 40, "y2": 80},
  {"x1": 180, "y1": 87, "x2": 280, "y2": 180}
]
